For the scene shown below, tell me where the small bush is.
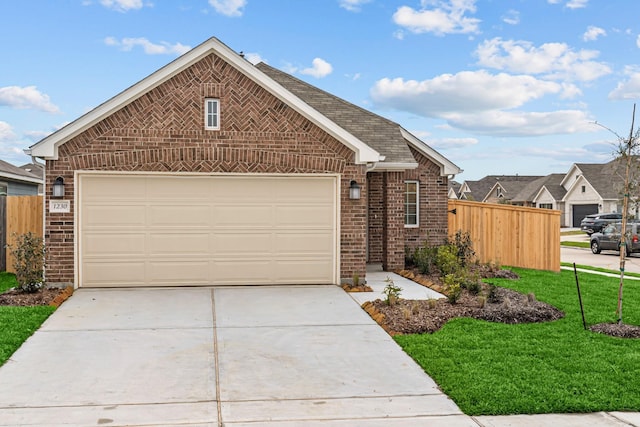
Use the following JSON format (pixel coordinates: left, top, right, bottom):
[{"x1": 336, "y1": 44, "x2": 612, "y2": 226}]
[
  {"x1": 383, "y1": 276, "x2": 402, "y2": 306},
  {"x1": 446, "y1": 230, "x2": 476, "y2": 267},
  {"x1": 8, "y1": 232, "x2": 45, "y2": 293},
  {"x1": 443, "y1": 273, "x2": 462, "y2": 304},
  {"x1": 461, "y1": 271, "x2": 482, "y2": 294},
  {"x1": 436, "y1": 244, "x2": 460, "y2": 276},
  {"x1": 413, "y1": 245, "x2": 438, "y2": 275}
]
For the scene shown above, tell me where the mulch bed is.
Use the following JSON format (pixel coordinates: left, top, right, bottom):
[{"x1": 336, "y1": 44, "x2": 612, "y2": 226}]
[
  {"x1": 365, "y1": 283, "x2": 565, "y2": 335},
  {"x1": 0, "y1": 287, "x2": 73, "y2": 307}
]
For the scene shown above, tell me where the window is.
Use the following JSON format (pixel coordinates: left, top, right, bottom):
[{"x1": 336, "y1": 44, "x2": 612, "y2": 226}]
[
  {"x1": 581, "y1": 185, "x2": 586, "y2": 193},
  {"x1": 538, "y1": 203, "x2": 553, "y2": 209},
  {"x1": 496, "y1": 187, "x2": 503, "y2": 198},
  {"x1": 404, "y1": 181, "x2": 419, "y2": 227},
  {"x1": 205, "y1": 98, "x2": 220, "y2": 130},
  {"x1": 0, "y1": 183, "x2": 6, "y2": 196}
]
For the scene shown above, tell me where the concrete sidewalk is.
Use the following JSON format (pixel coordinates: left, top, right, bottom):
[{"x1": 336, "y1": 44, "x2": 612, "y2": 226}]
[{"x1": 0, "y1": 284, "x2": 472, "y2": 426}]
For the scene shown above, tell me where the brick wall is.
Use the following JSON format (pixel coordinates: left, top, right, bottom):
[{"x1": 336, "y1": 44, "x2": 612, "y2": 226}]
[
  {"x1": 382, "y1": 171, "x2": 405, "y2": 271},
  {"x1": 404, "y1": 148, "x2": 449, "y2": 252},
  {"x1": 44, "y1": 52, "x2": 367, "y2": 286},
  {"x1": 367, "y1": 173, "x2": 383, "y2": 263}
]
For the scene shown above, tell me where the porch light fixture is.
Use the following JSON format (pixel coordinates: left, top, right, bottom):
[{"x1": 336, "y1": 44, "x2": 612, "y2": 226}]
[
  {"x1": 52, "y1": 176, "x2": 65, "y2": 198},
  {"x1": 349, "y1": 180, "x2": 361, "y2": 200}
]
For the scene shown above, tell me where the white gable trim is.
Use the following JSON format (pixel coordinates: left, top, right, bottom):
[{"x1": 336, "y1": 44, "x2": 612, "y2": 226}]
[
  {"x1": 562, "y1": 175, "x2": 602, "y2": 202},
  {"x1": 400, "y1": 128, "x2": 462, "y2": 176},
  {"x1": 559, "y1": 163, "x2": 582, "y2": 189},
  {"x1": 27, "y1": 37, "x2": 381, "y2": 164}
]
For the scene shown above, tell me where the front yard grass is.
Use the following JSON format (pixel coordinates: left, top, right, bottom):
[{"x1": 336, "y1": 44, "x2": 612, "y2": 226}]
[
  {"x1": 395, "y1": 267, "x2": 640, "y2": 415},
  {"x1": 0, "y1": 272, "x2": 55, "y2": 366},
  {"x1": 560, "y1": 240, "x2": 589, "y2": 249}
]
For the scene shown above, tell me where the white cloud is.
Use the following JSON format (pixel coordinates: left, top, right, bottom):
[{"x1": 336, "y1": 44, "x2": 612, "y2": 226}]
[
  {"x1": 475, "y1": 37, "x2": 611, "y2": 81},
  {"x1": 100, "y1": 0, "x2": 145, "y2": 12},
  {"x1": 547, "y1": 0, "x2": 588, "y2": 8},
  {"x1": 243, "y1": 52, "x2": 264, "y2": 65},
  {"x1": 300, "y1": 58, "x2": 333, "y2": 78},
  {"x1": 371, "y1": 70, "x2": 568, "y2": 115},
  {"x1": 209, "y1": 0, "x2": 246, "y2": 17},
  {"x1": 608, "y1": 67, "x2": 640, "y2": 100},
  {"x1": 393, "y1": 0, "x2": 480, "y2": 36},
  {"x1": 0, "y1": 121, "x2": 17, "y2": 141},
  {"x1": 429, "y1": 137, "x2": 479, "y2": 149},
  {"x1": 566, "y1": 0, "x2": 588, "y2": 9},
  {"x1": 370, "y1": 70, "x2": 592, "y2": 136},
  {"x1": 442, "y1": 109, "x2": 594, "y2": 136},
  {"x1": 339, "y1": 0, "x2": 371, "y2": 12},
  {"x1": 502, "y1": 10, "x2": 520, "y2": 25},
  {"x1": 0, "y1": 86, "x2": 60, "y2": 113},
  {"x1": 104, "y1": 37, "x2": 191, "y2": 55},
  {"x1": 583, "y1": 26, "x2": 606, "y2": 41}
]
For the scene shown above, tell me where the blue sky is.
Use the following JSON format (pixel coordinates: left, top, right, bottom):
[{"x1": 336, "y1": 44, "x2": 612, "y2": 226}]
[{"x1": 1, "y1": 0, "x2": 639, "y2": 180}]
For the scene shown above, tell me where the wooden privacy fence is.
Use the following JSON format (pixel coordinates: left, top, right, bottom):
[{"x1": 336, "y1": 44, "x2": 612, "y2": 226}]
[
  {"x1": 448, "y1": 200, "x2": 560, "y2": 272},
  {"x1": 0, "y1": 196, "x2": 43, "y2": 273}
]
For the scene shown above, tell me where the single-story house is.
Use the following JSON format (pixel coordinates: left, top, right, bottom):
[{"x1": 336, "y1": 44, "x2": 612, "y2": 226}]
[
  {"x1": 457, "y1": 175, "x2": 541, "y2": 203},
  {"x1": 0, "y1": 159, "x2": 43, "y2": 196},
  {"x1": 27, "y1": 37, "x2": 461, "y2": 289}
]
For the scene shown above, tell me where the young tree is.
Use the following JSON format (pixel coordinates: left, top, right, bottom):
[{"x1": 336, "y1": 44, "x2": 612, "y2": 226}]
[{"x1": 598, "y1": 104, "x2": 640, "y2": 324}]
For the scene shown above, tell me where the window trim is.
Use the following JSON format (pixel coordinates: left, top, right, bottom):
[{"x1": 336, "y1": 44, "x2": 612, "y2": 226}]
[
  {"x1": 404, "y1": 180, "x2": 419, "y2": 228},
  {"x1": 204, "y1": 98, "x2": 220, "y2": 130}
]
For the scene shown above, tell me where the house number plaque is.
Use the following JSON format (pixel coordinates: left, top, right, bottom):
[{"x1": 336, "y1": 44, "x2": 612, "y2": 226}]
[{"x1": 49, "y1": 200, "x2": 70, "y2": 213}]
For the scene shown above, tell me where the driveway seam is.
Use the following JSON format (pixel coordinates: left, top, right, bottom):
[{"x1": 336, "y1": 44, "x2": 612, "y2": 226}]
[{"x1": 211, "y1": 288, "x2": 222, "y2": 427}]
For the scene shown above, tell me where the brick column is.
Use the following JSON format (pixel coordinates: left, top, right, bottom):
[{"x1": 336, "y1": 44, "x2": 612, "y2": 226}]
[{"x1": 382, "y1": 171, "x2": 405, "y2": 271}]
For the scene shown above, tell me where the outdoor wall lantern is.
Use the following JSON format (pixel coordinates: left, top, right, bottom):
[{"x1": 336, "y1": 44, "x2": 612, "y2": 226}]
[
  {"x1": 52, "y1": 176, "x2": 65, "y2": 198},
  {"x1": 349, "y1": 180, "x2": 361, "y2": 200}
]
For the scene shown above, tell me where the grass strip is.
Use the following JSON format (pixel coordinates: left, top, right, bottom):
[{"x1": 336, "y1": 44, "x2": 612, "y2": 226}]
[
  {"x1": 0, "y1": 272, "x2": 55, "y2": 366},
  {"x1": 561, "y1": 262, "x2": 640, "y2": 278},
  {"x1": 395, "y1": 268, "x2": 640, "y2": 415},
  {"x1": 561, "y1": 241, "x2": 589, "y2": 248}
]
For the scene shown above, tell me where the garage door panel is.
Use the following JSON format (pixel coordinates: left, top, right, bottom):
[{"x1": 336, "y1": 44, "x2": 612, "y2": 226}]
[
  {"x1": 213, "y1": 205, "x2": 274, "y2": 226},
  {"x1": 148, "y1": 233, "x2": 211, "y2": 255},
  {"x1": 84, "y1": 205, "x2": 146, "y2": 226},
  {"x1": 84, "y1": 233, "x2": 146, "y2": 256},
  {"x1": 275, "y1": 205, "x2": 334, "y2": 226},
  {"x1": 148, "y1": 205, "x2": 211, "y2": 226},
  {"x1": 83, "y1": 261, "x2": 146, "y2": 286},
  {"x1": 148, "y1": 261, "x2": 210, "y2": 284},
  {"x1": 80, "y1": 175, "x2": 337, "y2": 287}
]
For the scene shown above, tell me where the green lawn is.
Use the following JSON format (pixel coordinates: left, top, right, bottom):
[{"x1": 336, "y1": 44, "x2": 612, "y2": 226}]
[
  {"x1": 0, "y1": 272, "x2": 55, "y2": 366},
  {"x1": 560, "y1": 240, "x2": 589, "y2": 249},
  {"x1": 395, "y1": 268, "x2": 640, "y2": 415}
]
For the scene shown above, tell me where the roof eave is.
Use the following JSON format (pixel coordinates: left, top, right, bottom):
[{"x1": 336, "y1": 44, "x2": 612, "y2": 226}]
[
  {"x1": 399, "y1": 128, "x2": 462, "y2": 176},
  {"x1": 29, "y1": 37, "x2": 382, "y2": 164},
  {"x1": 0, "y1": 171, "x2": 42, "y2": 185},
  {"x1": 368, "y1": 161, "x2": 419, "y2": 171}
]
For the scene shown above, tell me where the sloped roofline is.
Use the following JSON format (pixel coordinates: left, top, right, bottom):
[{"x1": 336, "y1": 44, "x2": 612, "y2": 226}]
[
  {"x1": 559, "y1": 163, "x2": 582, "y2": 189},
  {"x1": 561, "y1": 174, "x2": 602, "y2": 202},
  {"x1": 27, "y1": 37, "x2": 382, "y2": 164},
  {"x1": 399, "y1": 128, "x2": 462, "y2": 176}
]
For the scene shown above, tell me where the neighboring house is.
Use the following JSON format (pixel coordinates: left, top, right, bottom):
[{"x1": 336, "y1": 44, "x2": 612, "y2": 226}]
[
  {"x1": 447, "y1": 180, "x2": 461, "y2": 199},
  {"x1": 511, "y1": 174, "x2": 566, "y2": 209},
  {"x1": 0, "y1": 159, "x2": 42, "y2": 196},
  {"x1": 26, "y1": 37, "x2": 461, "y2": 289},
  {"x1": 560, "y1": 161, "x2": 628, "y2": 227},
  {"x1": 19, "y1": 162, "x2": 44, "y2": 195},
  {"x1": 458, "y1": 175, "x2": 541, "y2": 203}
]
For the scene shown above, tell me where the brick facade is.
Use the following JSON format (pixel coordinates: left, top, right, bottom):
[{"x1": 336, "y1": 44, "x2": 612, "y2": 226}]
[
  {"x1": 44, "y1": 53, "x2": 367, "y2": 286},
  {"x1": 367, "y1": 149, "x2": 449, "y2": 269}
]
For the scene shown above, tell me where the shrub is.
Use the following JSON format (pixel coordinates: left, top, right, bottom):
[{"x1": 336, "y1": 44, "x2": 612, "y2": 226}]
[
  {"x1": 413, "y1": 245, "x2": 438, "y2": 275},
  {"x1": 460, "y1": 270, "x2": 482, "y2": 294},
  {"x1": 436, "y1": 244, "x2": 460, "y2": 276},
  {"x1": 443, "y1": 273, "x2": 462, "y2": 304},
  {"x1": 8, "y1": 232, "x2": 45, "y2": 293},
  {"x1": 446, "y1": 230, "x2": 476, "y2": 267},
  {"x1": 383, "y1": 276, "x2": 402, "y2": 306}
]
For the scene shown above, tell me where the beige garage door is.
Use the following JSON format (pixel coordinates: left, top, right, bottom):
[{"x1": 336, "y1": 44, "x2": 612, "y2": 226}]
[{"x1": 79, "y1": 174, "x2": 338, "y2": 287}]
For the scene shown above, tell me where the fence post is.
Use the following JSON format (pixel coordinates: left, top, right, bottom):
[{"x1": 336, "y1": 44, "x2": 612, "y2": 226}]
[{"x1": 0, "y1": 196, "x2": 5, "y2": 271}]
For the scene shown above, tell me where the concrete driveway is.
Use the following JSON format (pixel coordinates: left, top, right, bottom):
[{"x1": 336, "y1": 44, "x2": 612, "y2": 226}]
[{"x1": 0, "y1": 285, "x2": 475, "y2": 426}]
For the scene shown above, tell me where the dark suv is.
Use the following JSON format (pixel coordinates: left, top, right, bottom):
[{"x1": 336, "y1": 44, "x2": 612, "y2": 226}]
[
  {"x1": 581, "y1": 213, "x2": 623, "y2": 235},
  {"x1": 590, "y1": 222, "x2": 640, "y2": 256}
]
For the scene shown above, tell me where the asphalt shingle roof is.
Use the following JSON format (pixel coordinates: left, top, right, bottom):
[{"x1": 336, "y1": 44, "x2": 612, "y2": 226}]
[
  {"x1": 256, "y1": 62, "x2": 417, "y2": 165},
  {"x1": 512, "y1": 173, "x2": 566, "y2": 203},
  {"x1": 0, "y1": 159, "x2": 41, "y2": 181}
]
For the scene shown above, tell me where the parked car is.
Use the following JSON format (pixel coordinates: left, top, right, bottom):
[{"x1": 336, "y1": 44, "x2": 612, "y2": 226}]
[
  {"x1": 590, "y1": 222, "x2": 640, "y2": 256},
  {"x1": 581, "y1": 213, "x2": 623, "y2": 235}
]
